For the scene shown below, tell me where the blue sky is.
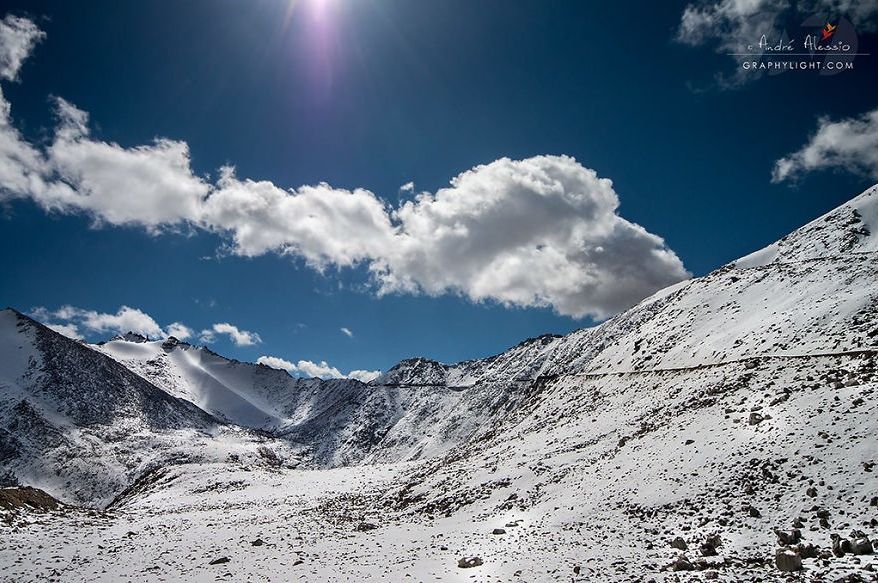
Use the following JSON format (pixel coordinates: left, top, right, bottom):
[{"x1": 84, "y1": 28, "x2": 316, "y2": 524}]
[{"x1": 1, "y1": 0, "x2": 877, "y2": 377}]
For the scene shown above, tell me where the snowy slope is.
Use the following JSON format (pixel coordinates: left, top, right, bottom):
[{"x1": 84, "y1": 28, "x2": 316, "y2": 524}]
[{"x1": 0, "y1": 310, "x2": 301, "y2": 505}]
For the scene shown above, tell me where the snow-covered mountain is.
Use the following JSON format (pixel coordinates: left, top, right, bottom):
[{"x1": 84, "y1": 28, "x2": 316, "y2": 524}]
[
  {"x1": 0, "y1": 310, "x2": 302, "y2": 505},
  {"x1": 1, "y1": 185, "x2": 877, "y2": 581}
]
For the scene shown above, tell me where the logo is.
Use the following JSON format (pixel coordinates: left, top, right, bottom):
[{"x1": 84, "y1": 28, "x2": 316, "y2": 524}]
[
  {"x1": 821, "y1": 22, "x2": 837, "y2": 42},
  {"x1": 732, "y1": 15, "x2": 866, "y2": 76}
]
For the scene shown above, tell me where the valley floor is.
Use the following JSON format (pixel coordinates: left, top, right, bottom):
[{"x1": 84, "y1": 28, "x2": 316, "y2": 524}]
[{"x1": 2, "y1": 454, "x2": 877, "y2": 583}]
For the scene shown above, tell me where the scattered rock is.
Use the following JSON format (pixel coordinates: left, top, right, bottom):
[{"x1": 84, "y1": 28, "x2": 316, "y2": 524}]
[
  {"x1": 355, "y1": 522, "x2": 378, "y2": 532},
  {"x1": 748, "y1": 412, "x2": 764, "y2": 425},
  {"x1": 458, "y1": 556, "x2": 483, "y2": 569},
  {"x1": 774, "y1": 528, "x2": 802, "y2": 545},
  {"x1": 209, "y1": 557, "x2": 230, "y2": 565},
  {"x1": 669, "y1": 554, "x2": 694, "y2": 572},
  {"x1": 775, "y1": 548, "x2": 802, "y2": 572},
  {"x1": 832, "y1": 534, "x2": 853, "y2": 557},
  {"x1": 746, "y1": 504, "x2": 761, "y2": 518},
  {"x1": 251, "y1": 539, "x2": 264, "y2": 547},
  {"x1": 670, "y1": 536, "x2": 688, "y2": 551},
  {"x1": 794, "y1": 543, "x2": 819, "y2": 559},
  {"x1": 491, "y1": 528, "x2": 506, "y2": 535},
  {"x1": 851, "y1": 534, "x2": 873, "y2": 555}
]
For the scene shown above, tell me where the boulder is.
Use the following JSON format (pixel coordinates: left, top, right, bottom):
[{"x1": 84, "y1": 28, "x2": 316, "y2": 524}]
[
  {"x1": 669, "y1": 554, "x2": 694, "y2": 572},
  {"x1": 458, "y1": 556, "x2": 483, "y2": 569},
  {"x1": 775, "y1": 549, "x2": 802, "y2": 572},
  {"x1": 774, "y1": 528, "x2": 802, "y2": 545}
]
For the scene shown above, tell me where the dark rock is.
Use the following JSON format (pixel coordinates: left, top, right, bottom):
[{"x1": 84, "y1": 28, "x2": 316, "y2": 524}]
[
  {"x1": 748, "y1": 412, "x2": 764, "y2": 425},
  {"x1": 806, "y1": 487, "x2": 817, "y2": 498},
  {"x1": 794, "y1": 543, "x2": 819, "y2": 559},
  {"x1": 209, "y1": 557, "x2": 230, "y2": 565},
  {"x1": 355, "y1": 522, "x2": 378, "y2": 532},
  {"x1": 251, "y1": 539, "x2": 264, "y2": 547},
  {"x1": 669, "y1": 555, "x2": 694, "y2": 572},
  {"x1": 0, "y1": 486, "x2": 60, "y2": 512},
  {"x1": 774, "y1": 528, "x2": 802, "y2": 545},
  {"x1": 775, "y1": 549, "x2": 802, "y2": 572},
  {"x1": 851, "y1": 536, "x2": 873, "y2": 555},
  {"x1": 458, "y1": 556, "x2": 483, "y2": 569},
  {"x1": 492, "y1": 528, "x2": 506, "y2": 535},
  {"x1": 746, "y1": 504, "x2": 761, "y2": 518},
  {"x1": 670, "y1": 536, "x2": 688, "y2": 551},
  {"x1": 832, "y1": 534, "x2": 853, "y2": 557}
]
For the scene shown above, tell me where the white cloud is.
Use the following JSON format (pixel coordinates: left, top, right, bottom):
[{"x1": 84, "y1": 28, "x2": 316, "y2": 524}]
[
  {"x1": 374, "y1": 156, "x2": 690, "y2": 318},
  {"x1": 0, "y1": 17, "x2": 690, "y2": 320},
  {"x1": 399, "y1": 181, "x2": 414, "y2": 193},
  {"x1": 340, "y1": 327, "x2": 353, "y2": 338},
  {"x1": 773, "y1": 107, "x2": 878, "y2": 182},
  {"x1": 45, "y1": 322, "x2": 82, "y2": 340},
  {"x1": 677, "y1": 0, "x2": 783, "y2": 47},
  {"x1": 200, "y1": 322, "x2": 262, "y2": 346},
  {"x1": 294, "y1": 359, "x2": 344, "y2": 379},
  {"x1": 32, "y1": 305, "x2": 168, "y2": 339},
  {"x1": 42, "y1": 98, "x2": 209, "y2": 230},
  {"x1": 256, "y1": 355, "x2": 296, "y2": 372},
  {"x1": 166, "y1": 322, "x2": 193, "y2": 340},
  {"x1": 257, "y1": 355, "x2": 380, "y2": 382},
  {"x1": 0, "y1": 15, "x2": 44, "y2": 81}
]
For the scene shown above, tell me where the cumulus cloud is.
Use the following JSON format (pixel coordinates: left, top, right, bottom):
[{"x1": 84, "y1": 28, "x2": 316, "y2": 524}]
[
  {"x1": 32, "y1": 305, "x2": 168, "y2": 339},
  {"x1": 45, "y1": 322, "x2": 82, "y2": 340},
  {"x1": 773, "y1": 107, "x2": 878, "y2": 182},
  {"x1": 256, "y1": 355, "x2": 297, "y2": 371},
  {"x1": 399, "y1": 181, "x2": 414, "y2": 193},
  {"x1": 0, "y1": 17, "x2": 690, "y2": 320},
  {"x1": 0, "y1": 15, "x2": 44, "y2": 81},
  {"x1": 200, "y1": 323, "x2": 262, "y2": 346},
  {"x1": 166, "y1": 322, "x2": 194, "y2": 340},
  {"x1": 257, "y1": 355, "x2": 380, "y2": 382},
  {"x1": 340, "y1": 327, "x2": 353, "y2": 337}
]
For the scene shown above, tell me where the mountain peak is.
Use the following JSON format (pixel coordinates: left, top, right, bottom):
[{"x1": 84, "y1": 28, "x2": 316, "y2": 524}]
[{"x1": 108, "y1": 332, "x2": 150, "y2": 344}]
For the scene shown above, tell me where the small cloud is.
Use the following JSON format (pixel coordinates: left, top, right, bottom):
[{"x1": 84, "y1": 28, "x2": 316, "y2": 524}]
[
  {"x1": 200, "y1": 322, "x2": 262, "y2": 346},
  {"x1": 772, "y1": 107, "x2": 878, "y2": 183},
  {"x1": 257, "y1": 355, "x2": 379, "y2": 382},
  {"x1": 166, "y1": 322, "x2": 193, "y2": 340},
  {"x1": 31, "y1": 305, "x2": 168, "y2": 339},
  {"x1": 399, "y1": 181, "x2": 415, "y2": 193},
  {"x1": 294, "y1": 359, "x2": 344, "y2": 379},
  {"x1": 256, "y1": 355, "x2": 296, "y2": 372},
  {"x1": 0, "y1": 15, "x2": 45, "y2": 81},
  {"x1": 340, "y1": 327, "x2": 353, "y2": 338},
  {"x1": 45, "y1": 322, "x2": 82, "y2": 340}
]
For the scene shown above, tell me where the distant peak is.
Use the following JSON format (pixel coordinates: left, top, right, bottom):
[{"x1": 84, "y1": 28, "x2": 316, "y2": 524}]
[{"x1": 110, "y1": 332, "x2": 150, "y2": 344}]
